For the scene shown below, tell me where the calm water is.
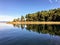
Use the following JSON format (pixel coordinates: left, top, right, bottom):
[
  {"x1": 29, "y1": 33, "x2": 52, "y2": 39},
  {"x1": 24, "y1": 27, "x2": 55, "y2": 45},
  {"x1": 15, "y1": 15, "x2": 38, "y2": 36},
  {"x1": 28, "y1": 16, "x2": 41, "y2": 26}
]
[{"x1": 0, "y1": 23, "x2": 60, "y2": 45}]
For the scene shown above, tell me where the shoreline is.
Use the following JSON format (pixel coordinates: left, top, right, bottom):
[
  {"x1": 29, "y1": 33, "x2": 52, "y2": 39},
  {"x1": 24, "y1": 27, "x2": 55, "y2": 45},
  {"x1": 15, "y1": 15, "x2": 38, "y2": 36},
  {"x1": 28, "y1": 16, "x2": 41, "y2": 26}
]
[{"x1": 7, "y1": 22, "x2": 60, "y2": 24}]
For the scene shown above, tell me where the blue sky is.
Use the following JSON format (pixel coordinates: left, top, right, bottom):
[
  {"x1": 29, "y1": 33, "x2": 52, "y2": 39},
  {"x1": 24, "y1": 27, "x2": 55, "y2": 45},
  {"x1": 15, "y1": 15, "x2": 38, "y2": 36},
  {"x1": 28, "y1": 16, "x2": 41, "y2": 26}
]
[{"x1": 0, "y1": 0, "x2": 60, "y2": 21}]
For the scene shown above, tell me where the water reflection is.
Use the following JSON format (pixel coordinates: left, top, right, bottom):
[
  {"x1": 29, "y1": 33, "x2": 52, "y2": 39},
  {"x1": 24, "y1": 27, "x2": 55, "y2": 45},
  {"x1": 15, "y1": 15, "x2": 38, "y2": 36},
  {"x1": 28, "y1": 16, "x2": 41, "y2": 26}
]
[
  {"x1": 13, "y1": 24, "x2": 25, "y2": 29},
  {"x1": 0, "y1": 24, "x2": 60, "y2": 45},
  {"x1": 13, "y1": 24, "x2": 60, "y2": 36}
]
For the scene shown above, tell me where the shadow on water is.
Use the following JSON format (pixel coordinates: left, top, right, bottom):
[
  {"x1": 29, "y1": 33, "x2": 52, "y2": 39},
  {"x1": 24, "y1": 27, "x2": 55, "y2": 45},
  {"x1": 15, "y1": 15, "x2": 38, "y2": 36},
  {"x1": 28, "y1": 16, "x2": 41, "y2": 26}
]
[{"x1": 12, "y1": 24, "x2": 60, "y2": 36}]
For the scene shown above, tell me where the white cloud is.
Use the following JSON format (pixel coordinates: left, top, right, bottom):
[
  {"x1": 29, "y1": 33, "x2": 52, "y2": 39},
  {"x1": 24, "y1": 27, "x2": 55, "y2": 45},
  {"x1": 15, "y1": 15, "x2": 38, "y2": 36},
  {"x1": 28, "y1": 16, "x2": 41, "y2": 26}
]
[
  {"x1": 49, "y1": 0, "x2": 59, "y2": 3},
  {"x1": 0, "y1": 15, "x2": 19, "y2": 21}
]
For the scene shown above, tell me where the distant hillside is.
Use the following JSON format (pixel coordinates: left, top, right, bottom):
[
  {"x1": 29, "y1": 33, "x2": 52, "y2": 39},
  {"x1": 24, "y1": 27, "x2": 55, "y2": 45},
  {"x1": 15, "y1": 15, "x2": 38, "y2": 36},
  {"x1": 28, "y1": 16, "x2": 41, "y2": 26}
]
[{"x1": 0, "y1": 21, "x2": 7, "y2": 23}]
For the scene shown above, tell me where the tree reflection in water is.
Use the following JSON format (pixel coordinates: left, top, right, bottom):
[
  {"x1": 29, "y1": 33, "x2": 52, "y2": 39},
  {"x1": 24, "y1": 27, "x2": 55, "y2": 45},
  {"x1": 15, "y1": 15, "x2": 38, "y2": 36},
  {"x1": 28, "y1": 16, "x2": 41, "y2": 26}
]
[
  {"x1": 13, "y1": 24, "x2": 60, "y2": 36},
  {"x1": 13, "y1": 24, "x2": 25, "y2": 29}
]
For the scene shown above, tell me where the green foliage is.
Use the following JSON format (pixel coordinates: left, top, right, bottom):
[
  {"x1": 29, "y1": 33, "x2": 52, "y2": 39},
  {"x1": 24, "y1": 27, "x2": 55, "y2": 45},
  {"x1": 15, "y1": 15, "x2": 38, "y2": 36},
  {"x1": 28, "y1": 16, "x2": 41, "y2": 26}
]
[
  {"x1": 13, "y1": 18, "x2": 20, "y2": 22},
  {"x1": 21, "y1": 16, "x2": 25, "y2": 21},
  {"x1": 26, "y1": 8, "x2": 60, "y2": 21},
  {"x1": 13, "y1": 8, "x2": 60, "y2": 22}
]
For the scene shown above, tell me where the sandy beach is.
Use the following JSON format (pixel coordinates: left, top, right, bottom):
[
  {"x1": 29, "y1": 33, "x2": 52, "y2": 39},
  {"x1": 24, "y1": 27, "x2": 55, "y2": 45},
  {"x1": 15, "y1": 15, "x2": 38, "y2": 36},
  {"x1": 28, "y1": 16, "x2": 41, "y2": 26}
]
[{"x1": 7, "y1": 22, "x2": 60, "y2": 24}]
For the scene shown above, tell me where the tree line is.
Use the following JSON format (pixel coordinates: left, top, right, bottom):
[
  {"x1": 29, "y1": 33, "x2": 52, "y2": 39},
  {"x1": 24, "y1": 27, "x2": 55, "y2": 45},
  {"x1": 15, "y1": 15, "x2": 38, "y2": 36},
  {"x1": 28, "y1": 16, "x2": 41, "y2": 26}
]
[{"x1": 13, "y1": 8, "x2": 60, "y2": 22}]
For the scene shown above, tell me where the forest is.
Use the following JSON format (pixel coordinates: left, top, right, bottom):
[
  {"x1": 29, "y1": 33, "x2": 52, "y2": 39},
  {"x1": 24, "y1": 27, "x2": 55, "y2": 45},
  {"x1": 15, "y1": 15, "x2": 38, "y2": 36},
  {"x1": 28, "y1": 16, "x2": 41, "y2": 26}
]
[{"x1": 13, "y1": 8, "x2": 60, "y2": 22}]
